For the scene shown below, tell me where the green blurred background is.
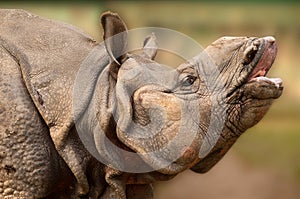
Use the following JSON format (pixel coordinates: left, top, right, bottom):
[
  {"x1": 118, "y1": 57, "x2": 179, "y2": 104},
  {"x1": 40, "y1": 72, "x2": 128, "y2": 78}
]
[{"x1": 1, "y1": 1, "x2": 299, "y2": 198}]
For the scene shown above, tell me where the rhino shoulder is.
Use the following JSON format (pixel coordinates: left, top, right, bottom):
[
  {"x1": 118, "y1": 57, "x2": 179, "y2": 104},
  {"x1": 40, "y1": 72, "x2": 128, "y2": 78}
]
[{"x1": 0, "y1": 9, "x2": 101, "y2": 137}]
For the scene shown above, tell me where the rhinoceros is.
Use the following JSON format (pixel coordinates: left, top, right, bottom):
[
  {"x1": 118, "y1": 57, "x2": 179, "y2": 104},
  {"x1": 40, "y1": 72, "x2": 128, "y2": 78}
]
[{"x1": 0, "y1": 9, "x2": 283, "y2": 199}]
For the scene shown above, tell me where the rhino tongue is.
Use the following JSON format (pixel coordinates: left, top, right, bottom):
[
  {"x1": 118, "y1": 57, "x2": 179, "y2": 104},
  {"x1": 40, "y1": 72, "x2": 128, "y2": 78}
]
[{"x1": 248, "y1": 36, "x2": 277, "y2": 81}]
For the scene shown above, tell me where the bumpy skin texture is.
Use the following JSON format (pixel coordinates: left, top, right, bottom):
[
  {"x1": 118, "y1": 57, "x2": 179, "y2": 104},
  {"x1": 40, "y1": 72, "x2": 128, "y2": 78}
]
[
  {"x1": 0, "y1": 9, "x2": 283, "y2": 199},
  {"x1": 0, "y1": 9, "x2": 104, "y2": 198},
  {"x1": 0, "y1": 44, "x2": 78, "y2": 197}
]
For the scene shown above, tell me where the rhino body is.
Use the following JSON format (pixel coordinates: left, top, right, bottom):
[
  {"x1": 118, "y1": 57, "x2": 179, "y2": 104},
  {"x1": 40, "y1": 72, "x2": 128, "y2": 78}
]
[{"x1": 0, "y1": 9, "x2": 283, "y2": 199}]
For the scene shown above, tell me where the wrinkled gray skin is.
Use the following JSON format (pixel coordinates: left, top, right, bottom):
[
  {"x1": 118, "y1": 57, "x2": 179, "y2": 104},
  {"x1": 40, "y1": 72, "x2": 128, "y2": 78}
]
[{"x1": 0, "y1": 9, "x2": 283, "y2": 199}]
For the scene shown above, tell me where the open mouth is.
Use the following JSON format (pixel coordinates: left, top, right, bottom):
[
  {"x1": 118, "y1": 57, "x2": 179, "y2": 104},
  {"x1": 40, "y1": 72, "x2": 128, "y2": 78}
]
[{"x1": 245, "y1": 36, "x2": 283, "y2": 88}]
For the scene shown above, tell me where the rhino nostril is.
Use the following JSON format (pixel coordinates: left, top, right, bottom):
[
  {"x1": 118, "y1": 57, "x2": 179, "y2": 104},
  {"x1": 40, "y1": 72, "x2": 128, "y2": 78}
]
[
  {"x1": 242, "y1": 39, "x2": 260, "y2": 66},
  {"x1": 163, "y1": 89, "x2": 173, "y2": 94},
  {"x1": 243, "y1": 48, "x2": 258, "y2": 66}
]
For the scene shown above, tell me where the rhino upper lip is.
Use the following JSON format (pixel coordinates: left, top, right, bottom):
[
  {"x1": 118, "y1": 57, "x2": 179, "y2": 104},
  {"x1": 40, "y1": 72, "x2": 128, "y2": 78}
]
[
  {"x1": 226, "y1": 37, "x2": 280, "y2": 98},
  {"x1": 246, "y1": 36, "x2": 277, "y2": 82}
]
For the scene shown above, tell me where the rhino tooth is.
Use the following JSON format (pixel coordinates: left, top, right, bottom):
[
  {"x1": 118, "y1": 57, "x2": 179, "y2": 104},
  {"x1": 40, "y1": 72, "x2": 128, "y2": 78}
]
[{"x1": 253, "y1": 76, "x2": 283, "y2": 88}]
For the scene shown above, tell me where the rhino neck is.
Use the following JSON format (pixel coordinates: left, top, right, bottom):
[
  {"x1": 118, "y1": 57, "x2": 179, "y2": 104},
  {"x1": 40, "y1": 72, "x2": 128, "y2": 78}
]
[
  {"x1": 72, "y1": 44, "x2": 110, "y2": 121},
  {"x1": 74, "y1": 59, "x2": 140, "y2": 170}
]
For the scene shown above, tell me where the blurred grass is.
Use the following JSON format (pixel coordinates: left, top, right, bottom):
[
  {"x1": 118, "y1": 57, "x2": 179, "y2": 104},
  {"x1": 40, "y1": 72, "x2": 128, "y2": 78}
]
[
  {"x1": 1, "y1": 1, "x2": 300, "y2": 181},
  {"x1": 234, "y1": 108, "x2": 300, "y2": 181}
]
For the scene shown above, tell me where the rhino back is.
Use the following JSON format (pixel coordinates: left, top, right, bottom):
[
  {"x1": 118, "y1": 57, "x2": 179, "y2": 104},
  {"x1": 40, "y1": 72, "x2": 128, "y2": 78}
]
[{"x1": 0, "y1": 9, "x2": 97, "y2": 132}]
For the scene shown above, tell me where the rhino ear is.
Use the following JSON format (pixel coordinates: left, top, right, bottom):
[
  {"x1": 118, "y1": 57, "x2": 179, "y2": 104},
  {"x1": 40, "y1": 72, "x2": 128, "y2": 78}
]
[
  {"x1": 101, "y1": 11, "x2": 128, "y2": 65},
  {"x1": 142, "y1": 33, "x2": 158, "y2": 60}
]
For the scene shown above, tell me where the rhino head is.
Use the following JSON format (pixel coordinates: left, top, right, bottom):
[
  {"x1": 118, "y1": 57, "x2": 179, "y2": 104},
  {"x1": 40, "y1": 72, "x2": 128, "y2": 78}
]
[{"x1": 76, "y1": 11, "x2": 283, "y2": 189}]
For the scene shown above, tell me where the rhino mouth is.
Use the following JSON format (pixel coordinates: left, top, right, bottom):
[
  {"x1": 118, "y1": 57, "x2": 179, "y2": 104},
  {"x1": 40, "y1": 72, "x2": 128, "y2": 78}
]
[
  {"x1": 245, "y1": 36, "x2": 282, "y2": 88},
  {"x1": 237, "y1": 36, "x2": 283, "y2": 100}
]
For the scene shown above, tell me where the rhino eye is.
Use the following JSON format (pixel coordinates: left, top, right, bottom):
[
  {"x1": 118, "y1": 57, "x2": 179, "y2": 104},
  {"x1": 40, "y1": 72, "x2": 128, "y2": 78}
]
[{"x1": 182, "y1": 75, "x2": 197, "y2": 87}]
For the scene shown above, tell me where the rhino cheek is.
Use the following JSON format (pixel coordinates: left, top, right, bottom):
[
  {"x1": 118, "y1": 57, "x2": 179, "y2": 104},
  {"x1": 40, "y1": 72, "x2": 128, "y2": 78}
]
[
  {"x1": 126, "y1": 90, "x2": 205, "y2": 172},
  {"x1": 135, "y1": 91, "x2": 181, "y2": 122},
  {"x1": 132, "y1": 90, "x2": 182, "y2": 150}
]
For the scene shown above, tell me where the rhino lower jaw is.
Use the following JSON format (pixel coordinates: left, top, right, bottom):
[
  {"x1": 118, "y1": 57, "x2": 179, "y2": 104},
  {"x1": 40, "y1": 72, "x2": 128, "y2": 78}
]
[
  {"x1": 246, "y1": 77, "x2": 283, "y2": 99},
  {"x1": 228, "y1": 77, "x2": 283, "y2": 134}
]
